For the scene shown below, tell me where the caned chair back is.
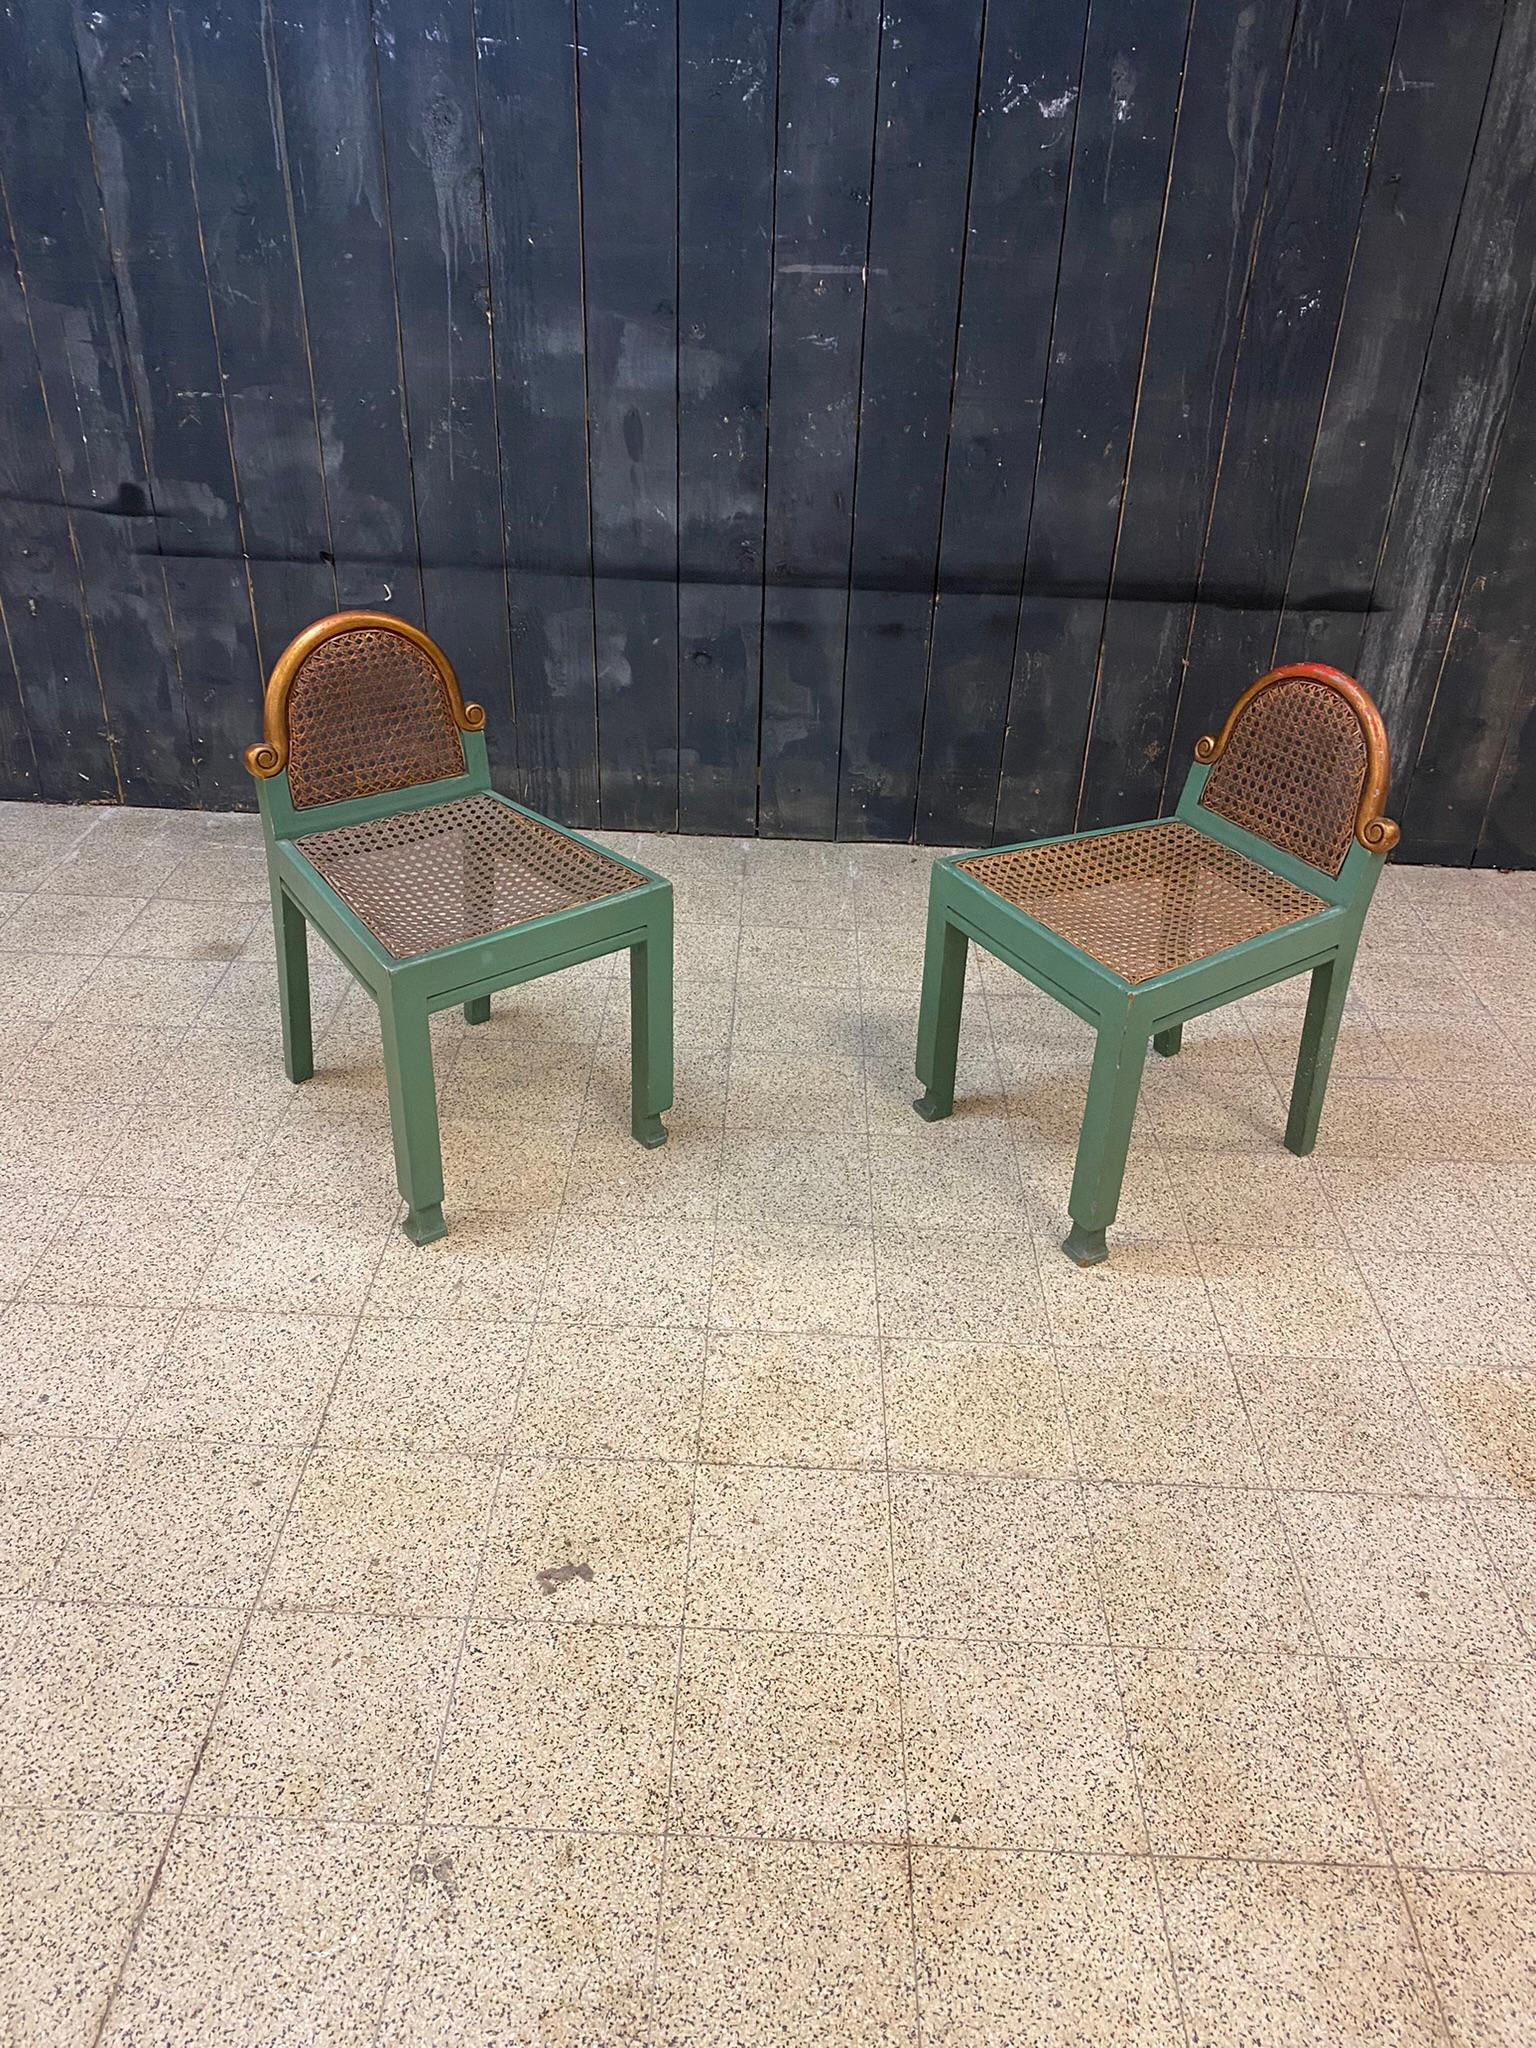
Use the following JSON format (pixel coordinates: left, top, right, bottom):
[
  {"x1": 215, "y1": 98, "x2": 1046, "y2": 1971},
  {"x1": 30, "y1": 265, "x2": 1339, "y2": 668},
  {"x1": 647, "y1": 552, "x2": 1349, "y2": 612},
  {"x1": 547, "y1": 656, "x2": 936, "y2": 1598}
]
[
  {"x1": 245, "y1": 612, "x2": 485, "y2": 809},
  {"x1": 1194, "y1": 662, "x2": 1399, "y2": 874}
]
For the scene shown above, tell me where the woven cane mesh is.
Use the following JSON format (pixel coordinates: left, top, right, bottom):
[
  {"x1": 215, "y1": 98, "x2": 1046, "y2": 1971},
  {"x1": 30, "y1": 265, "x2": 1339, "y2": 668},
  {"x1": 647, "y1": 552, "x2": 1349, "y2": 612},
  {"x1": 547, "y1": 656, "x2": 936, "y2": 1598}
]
[
  {"x1": 285, "y1": 629, "x2": 466, "y2": 809},
  {"x1": 297, "y1": 794, "x2": 644, "y2": 959},
  {"x1": 1197, "y1": 678, "x2": 1367, "y2": 876},
  {"x1": 959, "y1": 820, "x2": 1326, "y2": 985}
]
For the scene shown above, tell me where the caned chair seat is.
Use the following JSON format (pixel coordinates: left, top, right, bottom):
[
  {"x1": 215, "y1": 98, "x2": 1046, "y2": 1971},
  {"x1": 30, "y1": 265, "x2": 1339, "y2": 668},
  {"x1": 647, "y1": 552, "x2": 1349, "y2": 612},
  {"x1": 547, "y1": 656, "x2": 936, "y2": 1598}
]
[
  {"x1": 957, "y1": 819, "x2": 1328, "y2": 985},
  {"x1": 297, "y1": 792, "x2": 646, "y2": 961}
]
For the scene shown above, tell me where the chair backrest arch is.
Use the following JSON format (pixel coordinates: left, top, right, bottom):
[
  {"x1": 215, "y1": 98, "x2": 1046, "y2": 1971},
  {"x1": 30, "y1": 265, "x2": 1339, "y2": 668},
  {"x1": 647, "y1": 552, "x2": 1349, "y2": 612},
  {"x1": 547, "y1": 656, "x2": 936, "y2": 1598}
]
[
  {"x1": 1194, "y1": 663, "x2": 1399, "y2": 876},
  {"x1": 245, "y1": 612, "x2": 485, "y2": 810}
]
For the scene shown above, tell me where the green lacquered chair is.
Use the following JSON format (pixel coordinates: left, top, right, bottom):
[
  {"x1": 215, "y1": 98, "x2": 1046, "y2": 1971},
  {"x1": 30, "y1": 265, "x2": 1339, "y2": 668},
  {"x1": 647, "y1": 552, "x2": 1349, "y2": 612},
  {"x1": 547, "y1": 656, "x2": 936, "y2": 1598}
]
[
  {"x1": 247, "y1": 611, "x2": 672, "y2": 1244},
  {"x1": 913, "y1": 663, "x2": 1400, "y2": 1265}
]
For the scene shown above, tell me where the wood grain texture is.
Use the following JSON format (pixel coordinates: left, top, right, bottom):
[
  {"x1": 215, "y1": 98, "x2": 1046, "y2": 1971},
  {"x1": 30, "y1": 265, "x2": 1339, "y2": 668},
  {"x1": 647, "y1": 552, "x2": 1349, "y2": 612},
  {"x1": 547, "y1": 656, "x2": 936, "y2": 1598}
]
[{"x1": 0, "y1": 0, "x2": 1529, "y2": 866}]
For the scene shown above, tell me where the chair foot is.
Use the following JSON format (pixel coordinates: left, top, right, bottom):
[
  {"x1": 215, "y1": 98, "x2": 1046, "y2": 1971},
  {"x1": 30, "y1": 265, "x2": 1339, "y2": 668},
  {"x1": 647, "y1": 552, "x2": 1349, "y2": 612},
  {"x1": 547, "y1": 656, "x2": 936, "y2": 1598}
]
[
  {"x1": 464, "y1": 995, "x2": 491, "y2": 1026},
  {"x1": 632, "y1": 1113, "x2": 668, "y2": 1149},
  {"x1": 1153, "y1": 1025, "x2": 1182, "y2": 1058},
  {"x1": 913, "y1": 1091, "x2": 952, "y2": 1123},
  {"x1": 1062, "y1": 1223, "x2": 1108, "y2": 1267},
  {"x1": 1284, "y1": 1130, "x2": 1316, "y2": 1160},
  {"x1": 402, "y1": 1202, "x2": 447, "y2": 1246}
]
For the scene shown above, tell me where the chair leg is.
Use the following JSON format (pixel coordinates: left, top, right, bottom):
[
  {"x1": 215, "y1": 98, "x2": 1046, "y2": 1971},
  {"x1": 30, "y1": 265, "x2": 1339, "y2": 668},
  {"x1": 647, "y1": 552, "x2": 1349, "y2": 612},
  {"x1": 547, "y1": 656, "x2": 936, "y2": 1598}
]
[
  {"x1": 273, "y1": 886, "x2": 313, "y2": 1085},
  {"x1": 379, "y1": 997, "x2": 447, "y2": 1244},
  {"x1": 1286, "y1": 952, "x2": 1353, "y2": 1157},
  {"x1": 1063, "y1": 1020, "x2": 1150, "y2": 1266},
  {"x1": 463, "y1": 995, "x2": 491, "y2": 1026},
  {"x1": 630, "y1": 911, "x2": 673, "y2": 1148},
  {"x1": 1153, "y1": 1024, "x2": 1182, "y2": 1057},
  {"x1": 914, "y1": 906, "x2": 968, "y2": 1122}
]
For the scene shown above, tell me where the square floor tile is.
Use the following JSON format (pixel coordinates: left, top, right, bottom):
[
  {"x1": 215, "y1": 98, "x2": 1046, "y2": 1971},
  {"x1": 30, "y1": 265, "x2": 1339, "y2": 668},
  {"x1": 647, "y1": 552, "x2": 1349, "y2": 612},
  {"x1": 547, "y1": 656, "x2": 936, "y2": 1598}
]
[
  {"x1": 49, "y1": 1439, "x2": 303, "y2": 1606},
  {"x1": 1406, "y1": 1359, "x2": 1536, "y2": 1499},
  {"x1": 0, "y1": 892, "x2": 147, "y2": 955},
  {"x1": 1360, "y1": 1253, "x2": 1536, "y2": 1365},
  {"x1": 1158, "y1": 1861, "x2": 1443, "y2": 2048},
  {"x1": 883, "y1": 1340, "x2": 1069, "y2": 1476},
  {"x1": 366, "y1": 1213, "x2": 555, "y2": 1324},
  {"x1": 430, "y1": 1621, "x2": 677, "y2": 1830},
  {"x1": 1163, "y1": 1148, "x2": 1338, "y2": 1244},
  {"x1": 513, "y1": 1323, "x2": 703, "y2": 1460},
  {"x1": 890, "y1": 1475, "x2": 1103, "y2": 1647},
  {"x1": 669, "y1": 1630, "x2": 905, "y2": 1840},
  {"x1": 197, "y1": 1201, "x2": 394, "y2": 1318},
  {"x1": 718, "y1": 1132, "x2": 873, "y2": 1229},
  {"x1": 478, "y1": 1457, "x2": 692, "y2": 1627},
  {"x1": 1118, "y1": 1648, "x2": 1383, "y2": 1859},
  {"x1": 0, "y1": 1437, "x2": 114, "y2": 1596},
  {"x1": 1403, "y1": 1872, "x2": 1536, "y2": 2046},
  {"x1": 687, "y1": 1465, "x2": 893, "y2": 1633},
  {"x1": 725, "y1": 1054, "x2": 868, "y2": 1134},
  {"x1": 131, "y1": 1310, "x2": 357, "y2": 1445},
  {"x1": 1335, "y1": 1658, "x2": 1536, "y2": 1869},
  {"x1": 0, "y1": 1303, "x2": 176, "y2": 1437},
  {"x1": 189, "y1": 1611, "x2": 457, "y2": 1822},
  {"x1": 1058, "y1": 1347, "x2": 1261, "y2": 1484},
  {"x1": 912, "y1": 1849, "x2": 1183, "y2": 2047},
  {"x1": 1476, "y1": 1501, "x2": 1536, "y2": 1636},
  {"x1": 26, "y1": 1198, "x2": 229, "y2": 1309},
  {"x1": 711, "y1": 1219, "x2": 879, "y2": 1336},
  {"x1": 1316, "y1": 1158, "x2": 1503, "y2": 1254},
  {"x1": 876, "y1": 1227, "x2": 1048, "y2": 1344},
  {"x1": 0, "y1": 1102, "x2": 124, "y2": 1194},
  {"x1": 321, "y1": 1318, "x2": 530, "y2": 1455},
  {"x1": 1233, "y1": 1353, "x2": 1457, "y2": 1495},
  {"x1": 699, "y1": 1333, "x2": 886, "y2": 1468},
  {"x1": 867, "y1": 1127, "x2": 1026, "y2": 1230},
  {"x1": 264, "y1": 1448, "x2": 495, "y2": 1617},
  {"x1": 0, "y1": 1811, "x2": 168, "y2": 2048},
  {"x1": 1040, "y1": 1241, "x2": 1227, "y2": 1353},
  {"x1": 543, "y1": 1216, "x2": 714, "y2": 1327},
  {"x1": 0, "y1": 1603, "x2": 238, "y2": 1809},
  {"x1": 653, "y1": 1838, "x2": 916, "y2": 2047},
  {"x1": 1278, "y1": 1492, "x2": 1526, "y2": 1659},
  {"x1": 560, "y1": 1119, "x2": 719, "y2": 1222},
  {"x1": 1085, "y1": 1484, "x2": 1315, "y2": 1652},
  {"x1": 380, "y1": 1826, "x2": 661, "y2": 2048},
  {"x1": 1195, "y1": 1242, "x2": 1393, "y2": 1357},
  {"x1": 102, "y1": 1819, "x2": 415, "y2": 2048},
  {"x1": 901, "y1": 1640, "x2": 1142, "y2": 1852}
]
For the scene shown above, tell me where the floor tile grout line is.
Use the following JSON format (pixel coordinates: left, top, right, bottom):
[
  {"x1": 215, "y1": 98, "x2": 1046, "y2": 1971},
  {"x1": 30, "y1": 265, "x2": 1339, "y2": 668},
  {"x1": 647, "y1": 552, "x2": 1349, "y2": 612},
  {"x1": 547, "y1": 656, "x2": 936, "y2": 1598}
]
[
  {"x1": 359, "y1": 965, "x2": 613, "y2": 2048},
  {"x1": 853, "y1": 900, "x2": 924, "y2": 2048},
  {"x1": 84, "y1": 1269, "x2": 389, "y2": 2048},
  {"x1": 1225, "y1": 1291, "x2": 1462, "y2": 2043},
  {"x1": 647, "y1": 935, "x2": 738, "y2": 2019}
]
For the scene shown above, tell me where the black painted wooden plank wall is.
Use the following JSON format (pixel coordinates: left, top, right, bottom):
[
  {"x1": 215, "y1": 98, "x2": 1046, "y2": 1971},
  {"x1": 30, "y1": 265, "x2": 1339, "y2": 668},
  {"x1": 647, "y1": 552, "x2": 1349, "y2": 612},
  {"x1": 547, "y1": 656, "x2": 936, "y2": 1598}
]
[{"x1": 1, "y1": 0, "x2": 1533, "y2": 867}]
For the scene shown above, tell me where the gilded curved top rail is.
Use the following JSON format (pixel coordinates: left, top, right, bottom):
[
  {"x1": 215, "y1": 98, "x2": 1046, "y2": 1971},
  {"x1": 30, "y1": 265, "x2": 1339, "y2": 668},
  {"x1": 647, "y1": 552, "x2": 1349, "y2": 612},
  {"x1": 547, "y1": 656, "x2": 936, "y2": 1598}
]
[
  {"x1": 245, "y1": 611, "x2": 485, "y2": 780},
  {"x1": 1194, "y1": 661, "x2": 1400, "y2": 855}
]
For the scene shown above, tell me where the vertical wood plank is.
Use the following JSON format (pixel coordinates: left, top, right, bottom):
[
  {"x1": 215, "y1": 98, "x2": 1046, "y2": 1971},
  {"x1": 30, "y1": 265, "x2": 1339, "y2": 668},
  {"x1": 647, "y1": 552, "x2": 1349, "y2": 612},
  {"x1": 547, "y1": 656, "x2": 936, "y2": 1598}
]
[
  {"x1": 372, "y1": 0, "x2": 517, "y2": 787},
  {"x1": 913, "y1": 0, "x2": 1089, "y2": 847},
  {"x1": 73, "y1": 0, "x2": 262, "y2": 808},
  {"x1": 1355, "y1": 0, "x2": 1536, "y2": 777},
  {"x1": 834, "y1": 0, "x2": 984, "y2": 843},
  {"x1": 477, "y1": 0, "x2": 600, "y2": 827},
  {"x1": 1163, "y1": 0, "x2": 1402, "y2": 788},
  {"x1": 1274, "y1": 0, "x2": 1504, "y2": 681},
  {"x1": 676, "y1": 0, "x2": 776, "y2": 837},
  {"x1": 269, "y1": 0, "x2": 423, "y2": 628},
  {"x1": 0, "y1": 218, "x2": 79, "y2": 800},
  {"x1": 1077, "y1": 0, "x2": 1295, "y2": 831},
  {"x1": 577, "y1": 0, "x2": 680, "y2": 832},
  {"x1": 1403, "y1": 315, "x2": 1536, "y2": 865},
  {"x1": 1, "y1": 0, "x2": 192, "y2": 805},
  {"x1": 757, "y1": 0, "x2": 880, "y2": 839},
  {"x1": 993, "y1": 0, "x2": 1191, "y2": 845},
  {"x1": 170, "y1": 0, "x2": 337, "y2": 674}
]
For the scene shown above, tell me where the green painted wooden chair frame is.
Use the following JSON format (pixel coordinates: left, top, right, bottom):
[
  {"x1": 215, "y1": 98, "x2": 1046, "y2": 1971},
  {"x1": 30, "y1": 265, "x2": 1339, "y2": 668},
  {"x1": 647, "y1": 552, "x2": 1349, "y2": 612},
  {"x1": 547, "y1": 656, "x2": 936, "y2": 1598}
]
[
  {"x1": 248, "y1": 617, "x2": 673, "y2": 1247},
  {"x1": 912, "y1": 664, "x2": 1400, "y2": 1266}
]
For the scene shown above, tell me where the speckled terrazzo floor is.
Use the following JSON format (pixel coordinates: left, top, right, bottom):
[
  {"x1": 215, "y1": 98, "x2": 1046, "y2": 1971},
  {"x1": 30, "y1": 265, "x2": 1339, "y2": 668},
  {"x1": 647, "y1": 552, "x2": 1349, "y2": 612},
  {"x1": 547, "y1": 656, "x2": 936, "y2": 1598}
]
[{"x1": 1, "y1": 797, "x2": 1534, "y2": 2046}]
